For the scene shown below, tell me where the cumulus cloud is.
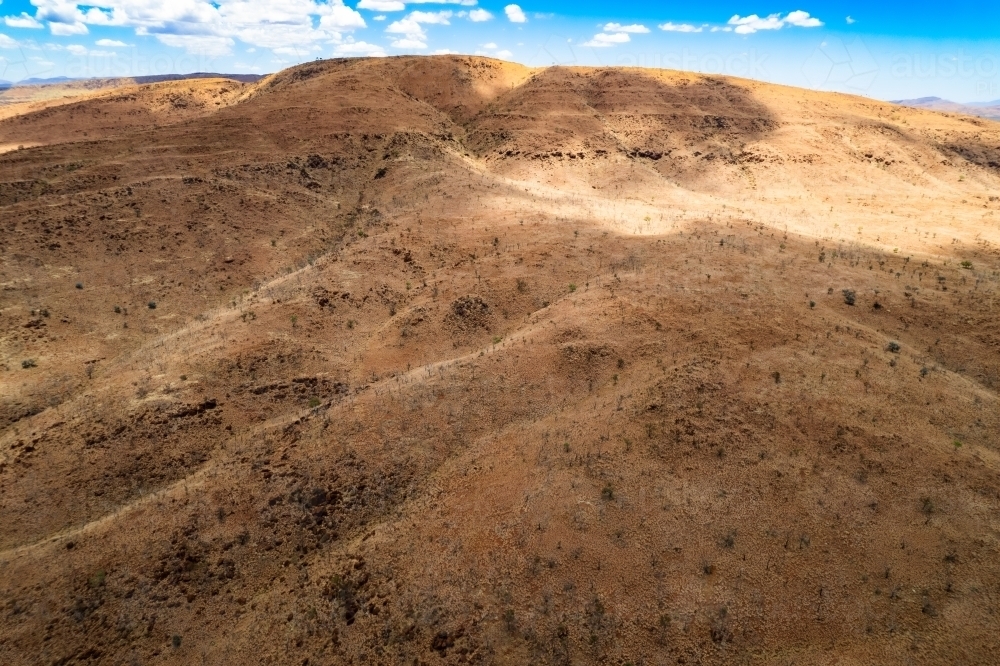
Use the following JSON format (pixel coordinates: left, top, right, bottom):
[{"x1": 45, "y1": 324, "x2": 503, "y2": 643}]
[
  {"x1": 5, "y1": 13, "x2": 44, "y2": 29},
  {"x1": 357, "y1": 0, "x2": 405, "y2": 12},
  {"x1": 155, "y1": 34, "x2": 235, "y2": 56},
  {"x1": 408, "y1": 0, "x2": 477, "y2": 5},
  {"x1": 468, "y1": 8, "x2": 492, "y2": 22},
  {"x1": 0, "y1": 32, "x2": 18, "y2": 47},
  {"x1": 360, "y1": 0, "x2": 476, "y2": 10},
  {"x1": 50, "y1": 21, "x2": 88, "y2": 35},
  {"x1": 728, "y1": 10, "x2": 823, "y2": 34},
  {"x1": 96, "y1": 38, "x2": 127, "y2": 46},
  {"x1": 658, "y1": 22, "x2": 701, "y2": 33},
  {"x1": 65, "y1": 43, "x2": 114, "y2": 56},
  {"x1": 504, "y1": 4, "x2": 526, "y2": 23},
  {"x1": 334, "y1": 39, "x2": 386, "y2": 56},
  {"x1": 386, "y1": 9, "x2": 451, "y2": 49},
  {"x1": 23, "y1": 0, "x2": 368, "y2": 55},
  {"x1": 582, "y1": 31, "x2": 630, "y2": 47},
  {"x1": 784, "y1": 10, "x2": 822, "y2": 27},
  {"x1": 390, "y1": 37, "x2": 425, "y2": 49},
  {"x1": 603, "y1": 22, "x2": 648, "y2": 33}
]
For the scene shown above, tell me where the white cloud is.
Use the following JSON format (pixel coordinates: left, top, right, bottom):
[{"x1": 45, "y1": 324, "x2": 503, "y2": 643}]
[
  {"x1": 96, "y1": 38, "x2": 127, "y2": 47},
  {"x1": 373, "y1": 14, "x2": 386, "y2": 20},
  {"x1": 154, "y1": 34, "x2": 236, "y2": 56},
  {"x1": 0, "y1": 32, "x2": 18, "y2": 48},
  {"x1": 5, "y1": 13, "x2": 44, "y2": 29},
  {"x1": 477, "y1": 41, "x2": 511, "y2": 59},
  {"x1": 784, "y1": 10, "x2": 822, "y2": 27},
  {"x1": 433, "y1": 48, "x2": 457, "y2": 54},
  {"x1": 603, "y1": 22, "x2": 648, "y2": 33},
  {"x1": 582, "y1": 31, "x2": 629, "y2": 47},
  {"x1": 61, "y1": 43, "x2": 116, "y2": 56},
  {"x1": 659, "y1": 22, "x2": 702, "y2": 33},
  {"x1": 386, "y1": 9, "x2": 450, "y2": 46},
  {"x1": 390, "y1": 37, "x2": 426, "y2": 49},
  {"x1": 504, "y1": 4, "x2": 526, "y2": 23},
  {"x1": 468, "y1": 8, "x2": 492, "y2": 21},
  {"x1": 358, "y1": 0, "x2": 405, "y2": 12},
  {"x1": 408, "y1": 0, "x2": 477, "y2": 5},
  {"x1": 334, "y1": 40, "x2": 386, "y2": 56},
  {"x1": 25, "y1": 1, "x2": 367, "y2": 54},
  {"x1": 846, "y1": 16, "x2": 856, "y2": 24},
  {"x1": 728, "y1": 10, "x2": 823, "y2": 34},
  {"x1": 728, "y1": 14, "x2": 782, "y2": 34},
  {"x1": 50, "y1": 21, "x2": 88, "y2": 35}
]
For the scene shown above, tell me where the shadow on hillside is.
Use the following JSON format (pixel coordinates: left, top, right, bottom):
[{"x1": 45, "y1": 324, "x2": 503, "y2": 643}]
[{"x1": 464, "y1": 66, "x2": 778, "y2": 160}]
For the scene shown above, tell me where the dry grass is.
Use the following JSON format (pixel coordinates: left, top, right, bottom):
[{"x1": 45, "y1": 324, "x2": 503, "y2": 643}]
[{"x1": 0, "y1": 56, "x2": 998, "y2": 665}]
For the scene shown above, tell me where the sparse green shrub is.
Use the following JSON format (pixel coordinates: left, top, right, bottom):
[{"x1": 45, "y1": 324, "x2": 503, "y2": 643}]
[
  {"x1": 308, "y1": 397, "x2": 321, "y2": 408},
  {"x1": 113, "y1": 305, "x2": 121, "y2": 314},
  {"x1": 516, "y1": 278, "x2": 528, "y2": 293},
  {"x1": 886, "y1": 341, "x2": 901, "y2": 353},
  {"x1": 75, "y1": 282, "x2": 83, "y2": 290},
  {"x1": 601, "y1": 484, "x2": 614, "y2": 501},
  {"x1": 148, "y1": 301, "x2": 157, "y2": 309},
  {"x1": 21, "y1": 359, "x2": 36, "y2": 369},
  {"x1": 842, "y1": 289, "x2": 856, "y2": 306},
  {"x1": 960, "y1": 260, "x2": 973, "y2": 269},
  {"x1": 88, "y1": 569, "x2": 106, "y2": 588},
  {"x1": 569, "y1": 283, "x2": 577, "y2": 293}
]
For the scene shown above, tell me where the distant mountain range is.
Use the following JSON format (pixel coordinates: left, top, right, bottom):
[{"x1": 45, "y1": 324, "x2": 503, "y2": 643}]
[
  {"x1": 0, "y1": 72, "x2": 265, "y2": 90},
  {"x1": 892, "y1": 96, "x2": 1000, "y2": 120}
]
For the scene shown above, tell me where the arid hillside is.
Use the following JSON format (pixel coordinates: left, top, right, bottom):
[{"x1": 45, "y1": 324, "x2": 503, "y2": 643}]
[
  {"x1": 1, "y1": 56, "x2": 999, "y2": 665},
  {"x1": 0, "y1": 76, "x2": 262, "y2": 153}
]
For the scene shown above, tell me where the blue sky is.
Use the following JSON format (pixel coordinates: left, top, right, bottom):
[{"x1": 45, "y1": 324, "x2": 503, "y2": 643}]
[{"x1": 1, "y1": 0, "x2": 998, "y2": 102}]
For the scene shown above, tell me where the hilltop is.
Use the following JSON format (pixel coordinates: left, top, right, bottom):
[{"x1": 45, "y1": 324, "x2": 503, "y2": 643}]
[{"x1": 0, "y1": 56, "x2": 998, "y2": 665}]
